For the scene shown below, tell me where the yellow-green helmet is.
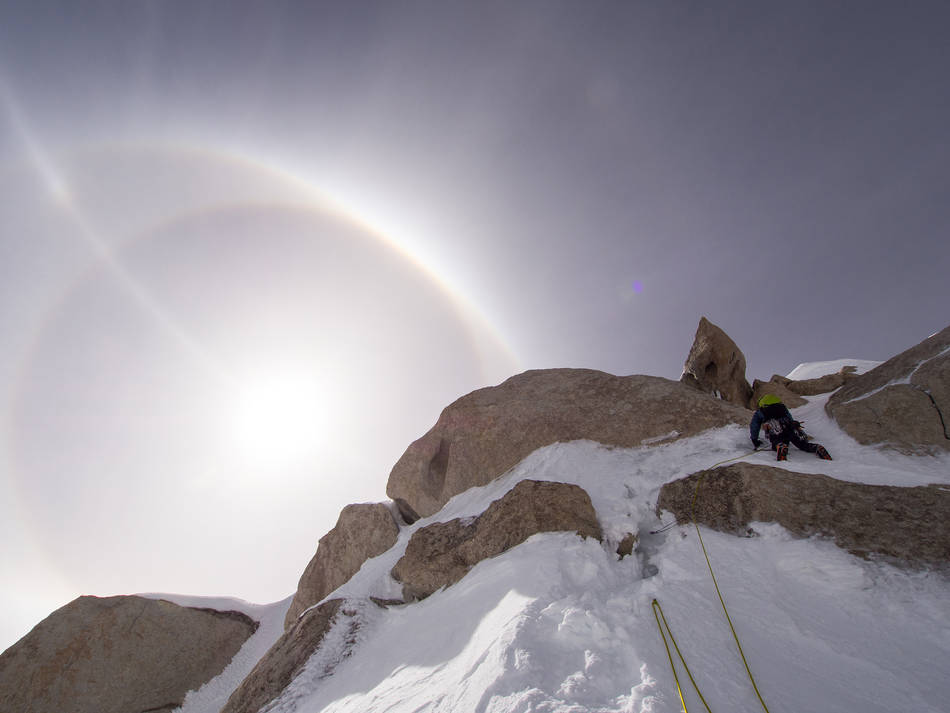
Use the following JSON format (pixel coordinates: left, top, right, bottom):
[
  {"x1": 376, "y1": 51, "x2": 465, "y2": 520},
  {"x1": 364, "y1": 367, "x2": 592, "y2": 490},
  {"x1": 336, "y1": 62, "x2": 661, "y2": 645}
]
[{"x1": 758, "y1": 394, "x2": 782, "y2": 408}]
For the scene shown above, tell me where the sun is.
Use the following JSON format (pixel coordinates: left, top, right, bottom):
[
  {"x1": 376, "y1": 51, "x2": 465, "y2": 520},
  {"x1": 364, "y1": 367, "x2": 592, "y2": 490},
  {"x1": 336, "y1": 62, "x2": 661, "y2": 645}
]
[{"x1": 229, "y1": 372, "x2": 329, "y2": 469}]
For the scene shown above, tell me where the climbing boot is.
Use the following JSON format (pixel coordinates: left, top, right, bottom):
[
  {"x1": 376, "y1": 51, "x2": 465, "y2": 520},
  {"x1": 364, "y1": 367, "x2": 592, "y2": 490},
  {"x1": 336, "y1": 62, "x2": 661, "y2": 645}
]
[
  {"x1": 816, "y1": 445, "x2": 833, "y2": 460},
  {"x1": 776, "y1": 443, "x2": 788, "y2": 461}
]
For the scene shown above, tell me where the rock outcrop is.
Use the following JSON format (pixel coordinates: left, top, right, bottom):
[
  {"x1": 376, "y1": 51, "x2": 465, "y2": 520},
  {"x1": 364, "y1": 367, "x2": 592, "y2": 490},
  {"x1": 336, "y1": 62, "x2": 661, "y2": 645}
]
[
  {"x1": 284, "y1": 502, "x2": 400, "y2": 629},
  {"x1": 392, "y1": 480, "x2": 602, "y2": 601},
  {"x1": 751, "y1": 366, "x2": 862, "y2": 411},
  {"x1": 750, "y1": 376, "x2": 807, "y2": 409},
  {"x1": 222, "y1": 598, "x2": 366, "y2": 713},
  {"x1": 680, "y1": 317, "x2": 753, "y2": 408},
  {"x1": 386, "y1": 369, "x2": 749, "y2": 522},
  {"x1": 657, "y1": 462, "x2": 950, "y2": 564},
  {"x1": 826, "y1": 325, "x2": 950, "y2": 453},
  {"x1": 785, "y1": 366, "x2": 859, "y2": 396},
  {"x1": 0, "y1": 595, "x2": 258, "y2": 713}
]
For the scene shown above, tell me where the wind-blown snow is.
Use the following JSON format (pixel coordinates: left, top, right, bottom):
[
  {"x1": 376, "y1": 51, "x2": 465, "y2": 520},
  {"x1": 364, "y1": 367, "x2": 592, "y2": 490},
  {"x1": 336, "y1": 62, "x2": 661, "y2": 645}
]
[
  {"x1": 168, "y1": 361, "x2": 950, "y2": 713},
  {"x1": 785, "y1": 359, "x2": 881, "y2": 380}
]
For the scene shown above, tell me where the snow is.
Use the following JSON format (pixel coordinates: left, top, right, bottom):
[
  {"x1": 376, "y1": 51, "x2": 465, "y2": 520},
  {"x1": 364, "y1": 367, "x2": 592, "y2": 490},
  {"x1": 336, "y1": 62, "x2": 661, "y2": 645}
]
[
  {"x1": 785, "y1": 359, "x2": 881, "y2": 380},
  {"x1": 161, "y1": 360, "x2": 950, "y2": 713}
]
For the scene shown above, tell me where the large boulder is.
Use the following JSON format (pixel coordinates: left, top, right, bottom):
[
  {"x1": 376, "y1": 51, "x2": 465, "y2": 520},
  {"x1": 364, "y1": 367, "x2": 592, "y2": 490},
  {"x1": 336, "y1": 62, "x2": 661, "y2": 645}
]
[
  {"x1": 826, "y1": 325, "x2": 950, "y2": 453},
  {"x1": 386, "y1": 368, "x2": 749, "y2": 522},
  {"x1": 391, "y1": 480, "x2": 602, "y2": 601},
  {"x1": 657, "y1": 462, "x2": 950, "y2": 564},
  {"x1": 680, "y1": 317, "x2": 753, "y2": 408},
  {"x1": 284, "y1": 502, "x2": 400, "y2": 629},
  {"x1": 0, "y1": 595, "x2": 258, "y2": 713}
]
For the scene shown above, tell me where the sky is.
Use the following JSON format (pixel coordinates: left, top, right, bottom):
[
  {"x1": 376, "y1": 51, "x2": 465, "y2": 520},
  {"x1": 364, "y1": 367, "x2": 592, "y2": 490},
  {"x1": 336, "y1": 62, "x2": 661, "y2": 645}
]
[{"x1": 1, "y1": 1, "x2": 949, "y2": 652}]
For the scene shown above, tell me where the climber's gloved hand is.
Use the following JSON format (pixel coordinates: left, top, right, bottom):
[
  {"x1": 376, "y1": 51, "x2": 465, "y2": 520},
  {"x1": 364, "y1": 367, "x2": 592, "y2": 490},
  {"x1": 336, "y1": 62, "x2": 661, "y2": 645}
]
[{"x1": 751, "y1": 437, "x2": 762, "y2": 449}]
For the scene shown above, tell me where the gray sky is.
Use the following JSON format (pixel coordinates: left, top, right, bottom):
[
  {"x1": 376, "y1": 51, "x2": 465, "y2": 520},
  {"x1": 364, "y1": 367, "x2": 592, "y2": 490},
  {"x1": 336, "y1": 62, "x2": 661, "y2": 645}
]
[{"x1": 2, "y1": 1, "x2": 948, "y2": 651}]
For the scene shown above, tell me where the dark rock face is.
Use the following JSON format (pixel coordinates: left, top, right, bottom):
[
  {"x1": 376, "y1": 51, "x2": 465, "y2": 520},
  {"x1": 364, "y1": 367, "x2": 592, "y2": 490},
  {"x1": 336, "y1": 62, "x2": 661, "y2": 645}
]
[
  {"x1": 680, "y1": 317, "x2": 753, "y2": 408},
  {"x1": 222, "y1": 599, "x2": 362, "y2": 713},
  {"x1": 0, "y1": 595, "x2": 258, "y2": 713},
  {"x1": 826, "y1": 325, "x2": 950, "y2": 453},
  {"x1": 657, "y1": 462, "x2": 950, "y2": 564},
  {"x1": 285, "y1": 502, "x2": 399, "y2": 629},
  {"x1": 391, "y1": 480, "x2": 602, "y2": 601},
  {"x1": 386, "y1": 368, "x2": 749, "y2": 522}
]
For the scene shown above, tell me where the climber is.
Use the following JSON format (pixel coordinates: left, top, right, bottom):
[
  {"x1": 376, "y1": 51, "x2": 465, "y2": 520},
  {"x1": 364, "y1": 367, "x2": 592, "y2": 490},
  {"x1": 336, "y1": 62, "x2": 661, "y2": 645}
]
[{"x1": 750, "y1": 394, "x2": 832, "y2": 461}]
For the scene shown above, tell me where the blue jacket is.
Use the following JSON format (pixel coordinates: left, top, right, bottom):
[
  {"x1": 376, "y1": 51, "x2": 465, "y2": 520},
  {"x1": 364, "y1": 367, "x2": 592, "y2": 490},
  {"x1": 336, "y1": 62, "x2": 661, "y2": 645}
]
[{"x1": 750, "y1": 402, "x2": 793, "y2": 442}]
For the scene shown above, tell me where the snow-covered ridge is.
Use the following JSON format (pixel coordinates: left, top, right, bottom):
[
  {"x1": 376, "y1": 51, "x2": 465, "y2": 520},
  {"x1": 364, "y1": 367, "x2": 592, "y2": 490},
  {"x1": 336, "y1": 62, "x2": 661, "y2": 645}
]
[
  {"x1": 110, "y1": 359, "x2": 949, "y2": 713},
  {"x1": 785, "y1": 358, "x2": 882, "y2": 380},
  {"x1": 241, "y1": 385, "x2": 950, "y2": 713}
]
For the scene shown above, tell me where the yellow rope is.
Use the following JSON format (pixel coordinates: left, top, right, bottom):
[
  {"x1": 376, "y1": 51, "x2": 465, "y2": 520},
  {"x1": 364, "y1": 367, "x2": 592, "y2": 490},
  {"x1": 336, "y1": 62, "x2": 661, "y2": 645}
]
[
  {"x1": 691, "y1": 487, "x2": 772, "y2": 713},
  {"x1": 653, "y1": 449, "x2": 772, "y2": 713},
  {"x1": 651, "y1": 598, "x2": 713, "y2": 713}
]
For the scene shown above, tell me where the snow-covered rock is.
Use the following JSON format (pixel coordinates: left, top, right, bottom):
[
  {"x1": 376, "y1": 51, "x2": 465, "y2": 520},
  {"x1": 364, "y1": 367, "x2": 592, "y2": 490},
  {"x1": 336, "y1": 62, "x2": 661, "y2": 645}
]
[
  {"x1": 751, "y1": 365, "x2": 865, "y2": 411},
  {"x1": 256, "y1": 424, "x2": 950, "y2": 713},
  {"x1": 221, "y1": 598, "x2": 368, "y2": 713},
  {"x1": 386, "y1": 368, "x2": 749, "y2": 522},
  {"x1": 827, "y1": 323, "x2": 950, "y2": 453},
  {"x1": 784, "y1": 365, "x2": 862, "y2": 395},
  {"x1": 391, "y1": 479, "x2": 602, "y2": 601},
  {"x1": 284, "y1": 502, "x2": 399, "y2": 630},
  {"x1": 250, "y1": 350, "x2": 950, "y2": 713},
  {"x1": 658, "y1": 461, "x2": 950, "y2": 563},
  {"x1": 6, "y1": 326, "x2": 950, "y2": 713},
  {"x1": 786, "y1": 358, "x2": 882, "y2": 380}
]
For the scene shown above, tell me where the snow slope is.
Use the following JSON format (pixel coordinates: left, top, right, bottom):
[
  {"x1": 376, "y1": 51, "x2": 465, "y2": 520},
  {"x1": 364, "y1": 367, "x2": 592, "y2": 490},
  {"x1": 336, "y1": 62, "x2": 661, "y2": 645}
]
[{"x1": 173, "y1": 360, "x2": 950, "y2": 713}]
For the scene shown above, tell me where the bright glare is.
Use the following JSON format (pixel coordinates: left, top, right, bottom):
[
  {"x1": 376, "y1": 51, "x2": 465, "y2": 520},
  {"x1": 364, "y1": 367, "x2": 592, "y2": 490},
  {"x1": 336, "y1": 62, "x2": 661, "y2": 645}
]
[{"x1": 230, "y1": 372, "x2": 329, "y2": 469}]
